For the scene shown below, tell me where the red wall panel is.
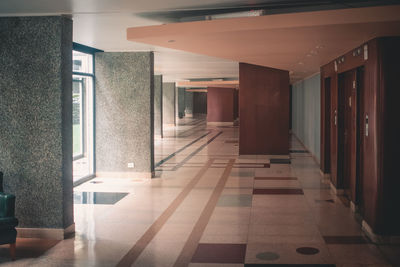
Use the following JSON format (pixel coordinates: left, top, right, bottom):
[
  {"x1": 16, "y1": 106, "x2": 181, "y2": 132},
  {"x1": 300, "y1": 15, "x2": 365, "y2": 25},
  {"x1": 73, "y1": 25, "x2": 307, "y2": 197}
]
[
  {"x1": 239, "y1": 63, "x2": 289, "y2": 155},
  {"x1": 207, "y1": 87, "x2": 235, "y2": 122}
]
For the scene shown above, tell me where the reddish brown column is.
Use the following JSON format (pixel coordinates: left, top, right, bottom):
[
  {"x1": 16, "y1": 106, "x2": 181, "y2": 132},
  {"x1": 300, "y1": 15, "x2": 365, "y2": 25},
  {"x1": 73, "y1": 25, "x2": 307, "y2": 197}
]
[
  {"x1": 233, "y1": 89, "x2": 239, "y2": 120},
  {"x1": 207, "y1": 87, "x2": 235, "y2": 125},
  {"x1": 239, "y1": 63, "x2": 289, "y2": 155}
]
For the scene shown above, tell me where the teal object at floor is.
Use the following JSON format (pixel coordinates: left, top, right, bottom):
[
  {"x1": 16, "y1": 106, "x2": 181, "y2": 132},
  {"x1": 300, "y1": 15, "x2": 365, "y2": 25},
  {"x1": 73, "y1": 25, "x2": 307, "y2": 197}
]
[{"x1": 0, "y1": 172, "x2": 18, "y2": 260}]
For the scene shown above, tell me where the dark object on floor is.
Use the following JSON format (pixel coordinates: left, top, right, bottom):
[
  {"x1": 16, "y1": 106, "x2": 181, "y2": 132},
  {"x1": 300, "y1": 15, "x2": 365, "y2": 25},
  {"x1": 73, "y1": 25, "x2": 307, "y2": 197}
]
[
  {"x1": 269, "y1": 158, "x2": 291, "y2": 164},
  {"x1": 0, "y1": 171, "x2": 18, "y2": 260},
  {"x1": 296, "y1": 247, "x2": 320, "y2": 255}
]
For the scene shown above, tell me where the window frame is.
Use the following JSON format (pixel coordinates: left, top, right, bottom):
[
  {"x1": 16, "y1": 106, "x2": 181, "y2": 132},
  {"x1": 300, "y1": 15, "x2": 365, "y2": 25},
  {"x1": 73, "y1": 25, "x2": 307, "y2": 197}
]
[{"x1": 72, "y1": 42, "x2": 103, "y2": 186}]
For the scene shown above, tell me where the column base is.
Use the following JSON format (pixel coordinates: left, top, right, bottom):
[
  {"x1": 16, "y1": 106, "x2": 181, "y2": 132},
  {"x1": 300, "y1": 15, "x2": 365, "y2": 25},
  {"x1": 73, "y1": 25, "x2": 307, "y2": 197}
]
[
  {"x1": 17, "y1": 223, "x2": 75, "y2": 240},
  {"x1": 96, "y1": 171, "x2": 154, "y2": 179},
  {"x1": 319, "y1": 170, "x2": 331, "y2": 179},
  {"x1": 362, "y1": 220, "x2": 400, "y2": 244},
  {"x1": 330, "y1": 181, "x2": 345, "y2": 195}
]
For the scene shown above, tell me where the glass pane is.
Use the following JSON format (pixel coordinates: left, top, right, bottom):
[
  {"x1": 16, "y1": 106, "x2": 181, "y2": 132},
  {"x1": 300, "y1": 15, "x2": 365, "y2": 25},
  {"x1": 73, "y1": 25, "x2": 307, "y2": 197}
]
[
  {"x1": 73, "y1": 75, "x2": 94, "y2": 182},
  {"x1": 73, "y1": 78, "x2": 83, "y2": 156},
  {"x1": 73, "y1": 51, "x2": 93, "y2": 73}
]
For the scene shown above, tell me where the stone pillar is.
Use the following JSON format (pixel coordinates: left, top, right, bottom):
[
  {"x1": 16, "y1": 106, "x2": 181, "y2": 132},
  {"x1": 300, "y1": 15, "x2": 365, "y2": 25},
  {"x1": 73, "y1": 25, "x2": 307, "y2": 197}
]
[
  {"x1": 163, "y1": 82, "x2": 176, "y2": 126},
  {"x1": 185, "y1": 91, "x2": 194, "y2": 117},
  {"x1": 154, "y1": 75, "x2": 163, "y2": 138},
  {"x1": 95, "y1": 52, "x2": 154, "y2": 178},
  {"x1": 177, "y1": 87, "x2": 186, "y2": 119},
  {"x1": 0, "y1": 16, "x2": 74, "y2": 239},
  {"x1": 239, "y1": 63, "x2": 289, "y2": 155}
]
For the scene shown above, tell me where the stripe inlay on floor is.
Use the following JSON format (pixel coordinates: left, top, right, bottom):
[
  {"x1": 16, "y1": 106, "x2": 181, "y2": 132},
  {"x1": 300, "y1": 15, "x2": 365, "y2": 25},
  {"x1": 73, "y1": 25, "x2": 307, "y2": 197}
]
[
  {"x1": 155, "y1": 130, "x2": 211, "y2": 167},
  {"x1": 116, "y1": 159, "x2": 215, "y2": 267},
  {"x1": 171, "y1": 131, "x2": 223, "y2": 171},
  {"x1": 173, "y1": 159, "x2": 236, "y2": 267}
]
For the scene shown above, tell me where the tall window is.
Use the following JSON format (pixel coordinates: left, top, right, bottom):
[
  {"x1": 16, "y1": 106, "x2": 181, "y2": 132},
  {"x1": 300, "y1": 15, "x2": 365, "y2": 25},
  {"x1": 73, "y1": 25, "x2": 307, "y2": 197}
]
[{"x1": 72, "y1": 44, "x2": 98, "y2": 184}]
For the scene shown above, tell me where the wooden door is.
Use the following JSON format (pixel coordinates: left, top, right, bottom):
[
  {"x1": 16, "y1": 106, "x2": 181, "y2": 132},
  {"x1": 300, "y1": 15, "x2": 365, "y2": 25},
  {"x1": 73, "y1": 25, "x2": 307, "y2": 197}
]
[
  {"x1": 340, "y1": 69, "x2": 358, "y2": 202},
  {"x1": 324, "y1": 77, "x2": 331, "y2": 173}
]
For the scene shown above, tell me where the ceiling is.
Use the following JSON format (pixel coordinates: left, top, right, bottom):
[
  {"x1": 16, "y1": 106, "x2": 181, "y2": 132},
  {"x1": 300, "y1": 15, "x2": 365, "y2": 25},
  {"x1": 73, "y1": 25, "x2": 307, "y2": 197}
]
[
  {"x1": 127, "y1": 5, "x2": 400, "y2": 83},
  {"x1": 177, "y1": 80, "x2": 239, "y2": 89},
  {"x1": 1, "y1": 0, "x2": 400, "y2": 83}
]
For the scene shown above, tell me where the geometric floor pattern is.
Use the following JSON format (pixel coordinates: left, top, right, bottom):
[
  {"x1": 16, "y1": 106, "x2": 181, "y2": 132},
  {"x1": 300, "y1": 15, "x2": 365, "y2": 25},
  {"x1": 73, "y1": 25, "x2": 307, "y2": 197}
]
[{"x1": 1, "y1": 117, "x2": 399, "y2": 266}]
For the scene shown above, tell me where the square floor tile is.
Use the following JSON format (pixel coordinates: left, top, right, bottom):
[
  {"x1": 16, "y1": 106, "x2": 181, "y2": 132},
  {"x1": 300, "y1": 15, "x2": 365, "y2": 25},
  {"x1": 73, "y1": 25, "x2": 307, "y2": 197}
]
[
  {"x1": 217, "y1": 195, "x2": 253, "y2": 207},
  {"x1": 253, "y1": 180, "x2": 301, "y2": 189},
  {"x1": 245, "y1": 264, "x2": 335, "y2": 267},
  {"x1": 322, "y1": 236, "x2": 369, "y2": 244},
  {"x1": 245, "y1": 242, "x2": 333, "y2": 265},
  {"x1": 230, "y1": 169, "x2": 255, "y2": 178},
  {"x1": 190, "y1": 264, "x2": 243, "y2": 267},
  {"x1": 74, "y1": 191, "x2": 129, "y2": 205},
  {"x1": 255, "y1": 177, "x2": 297, "y2": 180},
  {"x1": 327, "y1": 244, "x2": 388, "y2": 264},
  {"x1": 192, "y1": 243, "x2": 247, "y2": 263},
  {"x1": 289, "y1": 150, "x2": 309, "y2": 153}
]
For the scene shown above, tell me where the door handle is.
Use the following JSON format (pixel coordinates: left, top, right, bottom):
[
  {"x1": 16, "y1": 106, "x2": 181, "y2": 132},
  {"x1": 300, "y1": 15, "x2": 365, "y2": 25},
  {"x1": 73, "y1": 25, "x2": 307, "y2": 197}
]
[
  {"x1": 334, "y1": 110, "x2": 337, "y2": 126},
  {"x1": 365, "y1": 114, "x2": 369, "y2": 137}
]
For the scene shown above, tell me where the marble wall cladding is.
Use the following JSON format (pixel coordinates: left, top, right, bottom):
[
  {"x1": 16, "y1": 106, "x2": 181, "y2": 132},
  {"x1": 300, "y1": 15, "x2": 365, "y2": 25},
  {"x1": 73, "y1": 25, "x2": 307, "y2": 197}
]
[
  {"x1": 0, "y1": 16, "x2": 73, "y2": 229},
  {"x1": 177, "y1": 87, "x2": 186, "y2": 118},
  {"x1": 154, "y1": 75, "x2": 163, "y2": 137},
  {"x1": 95, "y1": 52, "x2": 154, "y2": 174},
  {"x1": 292, "y1": 73, "x2": 321, "y2": 162},
  {"x1": 185, "y1": 91, "x2": 194, "y2": 116},
  {"x1": 162, "y1": 82, "x2": 176, "y2": 125}
]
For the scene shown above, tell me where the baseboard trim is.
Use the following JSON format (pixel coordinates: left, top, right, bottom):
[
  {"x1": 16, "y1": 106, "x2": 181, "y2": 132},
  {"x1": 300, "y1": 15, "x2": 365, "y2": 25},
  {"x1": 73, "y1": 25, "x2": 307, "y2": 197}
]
[
  {"x1": 207, "y1": 121, "x2": 234, "y2": 126},
  {"x1": 291, "y1": 133, "x2": 320, "y2": 166},
  {"x1": 362, "y1": 220, "x2": 400, "y2": 244},
  {"x1": 330, "y1": 181, "x2": 344, "y2": 195},
  {"x1": 96, "y1": 171, "x2": 154, "y2": 179},
  {"x1": 17, "y1": 223, "x2": 75, "y2": 240},
  {"x1": 350, "y1": 201, "x2": 357, "y2": 213}
]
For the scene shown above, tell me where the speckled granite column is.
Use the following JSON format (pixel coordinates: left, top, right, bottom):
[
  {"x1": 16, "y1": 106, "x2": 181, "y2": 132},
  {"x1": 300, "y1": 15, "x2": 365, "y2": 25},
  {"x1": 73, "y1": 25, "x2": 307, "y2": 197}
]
[
  {"x1": 185, "y1": 91, "x2": 194, "y2": 117},
  {"x1": 0, "y1": 16, "x2": 74, "y2": 237},
  {"x1": 154, "y1": 75, "x2": 163, "y2": 138},
  {"x1": 95, "y1": 52, "x2": 154, "y2": 178},
  {"x1": 163, "y1": 82, "x2": 176, "y2": 126},
  {"x1": 177, "y1": 87, "x2": 186, "y2": 118}
]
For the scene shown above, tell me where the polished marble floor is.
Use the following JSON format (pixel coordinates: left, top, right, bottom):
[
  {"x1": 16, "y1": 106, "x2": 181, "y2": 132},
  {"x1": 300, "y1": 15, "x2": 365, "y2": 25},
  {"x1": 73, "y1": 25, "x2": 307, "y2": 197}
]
[{"x1": 1, "y1": 117, "x2": 400, "y2": 266}]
